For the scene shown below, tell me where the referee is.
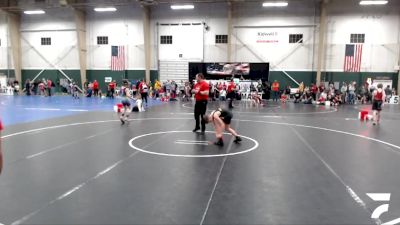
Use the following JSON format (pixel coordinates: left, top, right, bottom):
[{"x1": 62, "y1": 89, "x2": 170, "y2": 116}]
[{"x1": 192, "y1": 73, "x2": 210, "y2": 134}]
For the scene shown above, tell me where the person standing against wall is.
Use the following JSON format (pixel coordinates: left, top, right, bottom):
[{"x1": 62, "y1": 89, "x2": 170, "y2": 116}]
[
  {"x1": 348, "y1": 82, "x2": 356, "y2": 104},
  {"x1": 139, "y1": 80, "x2": 149, "y2": 106},
  {"x1": 83, "y1": 79, "x2": 89, "y2": 94},
  {"x1": 272, "y1": 80, "x2": 280, "y2": 102},
  {"x1": 47, "y1": 79, "x2": 52, "y2": 96},
  {"x1": 108, "y1": 80, "x2": 116, "y2": 99},
  {"x1": 154, "y1": 79, "x2": 161, "y2": 99},
  {"x1": 311, "y1": 83, "x2": 318, "y2": 100},
  {"x1": 384, "y1": 85, "x2": 392, "y2": 102},
  {"x1": 25, "y1": 79, "x2": 31, "y2": 96},
  {"x1": 93, "y1": 80, "x2": 99, "y2": 97},
  {"x1": 192, "y1": 73, "x2": 209, "y2": 134}
]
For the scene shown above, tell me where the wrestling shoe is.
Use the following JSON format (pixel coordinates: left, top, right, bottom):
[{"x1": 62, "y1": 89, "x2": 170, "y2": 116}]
[
  {"x1": 234, "y1": 136, "x2": 242, "y2": 143},
  {"x1": 214, "y1": 138, "x2": 224, "y2": 147}
]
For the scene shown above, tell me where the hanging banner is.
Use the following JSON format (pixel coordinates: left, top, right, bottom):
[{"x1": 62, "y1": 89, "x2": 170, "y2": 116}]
[
  {"x1": 256, "y1": 31, "x2": 279, "y2": 43},
  {"x1": 372, "y1": 79, "x2": 392, "y2": 89}
]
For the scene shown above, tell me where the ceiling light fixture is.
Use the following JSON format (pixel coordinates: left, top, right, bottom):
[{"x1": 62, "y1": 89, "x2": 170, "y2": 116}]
[
  {"x1": 171, "y1": 5, "x2": 195, "y2": 10},
  {"x1": 262, "y1": 2, "x2": 288, "y2": 7},
  {"x1": 24, "y1": 10, "x2": 45, "y2": 15},
  {"x1": 359, "y1": 0, "x2": 388, "y2": 5},
  {"x1": 94, "y1": 7, "x2": 117, "y2": 12}
]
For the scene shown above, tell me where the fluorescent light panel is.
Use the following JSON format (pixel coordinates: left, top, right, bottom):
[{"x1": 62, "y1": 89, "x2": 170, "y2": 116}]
[
  {"x1": 24, "y1": 10, "x2": 45, "y2": 15},
  {"x1": 94, "y1": 7, "x2": 117, "y2": 12},
  {"x1": 262, "y1": 2, "x2": 288, "y2": 7},
  {"x1": 359, "y1": 0, "x2": 388, "y2": 5},
  {"x1": 171, "y1": 5, "x2": 195, "y2": 10}
]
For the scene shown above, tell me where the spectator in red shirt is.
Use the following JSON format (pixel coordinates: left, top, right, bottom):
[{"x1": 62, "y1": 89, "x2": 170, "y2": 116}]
[
  {"x1": 311, "y1": 83, "x2": 318, "y2": 100},
  {"x1": 271, "y1": 80, "x2": 280, "y2": 102},
  {"x1": 108, "y1": 80, "x2": 116, "y2": 99},
  {"x1": 138, "y1": 80, "x2": 149, "y2": 106},
  {"x1": 319, "y1": 83, "x2": 325, "y2": 93},
  {"x1": 192, "y1": 73, "x2": 209, "y2": 133},
  {"x1": 0, "y1": 120, "x2": 3, "y2": 175},
  {"x1": 222, "y1": 82, "x2": 227, "y2": 91},
  {"x1": 227, "y1": 79, "x2": 236, "y2": 109},
  {"x1": 93, "y1": 80, "x2": 99, "y2": 97}
]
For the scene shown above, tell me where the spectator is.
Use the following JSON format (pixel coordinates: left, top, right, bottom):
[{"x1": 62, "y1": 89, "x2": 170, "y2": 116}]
[
  {"x1": 13, "y1": 80, "x2": 20, "y2": 95},
  {"x1": 293, "y1": 90, "x2": 302, "y2": 103},
  {"x1": 285, "y1": 85, "x2": 291, "y2": 100},
  {"x1": 263, "y1": 81, "x2": 270, "y2": 100},
  {"x1": 139, "y1": 80, "x2": 149, "y2": 106},
  {"x1": 25, "y1": 79, "x2": 31, "y2": 96},
  {"x1": 165, "y1": 80, "x2": 171, "y2": 95},
  {"x1": 341, "y1": 82, "x2": 348, "y2": 104},
  {"x1": 384, "y1": 85, "x2": 392, "y2": 102},
  {"x1": 93, "y1": 80, "x2": 99, "y2": 96},
  {"x1": 171, "y1": 80, "x2": 177, "y2": 100},
  {"x1": 299, "y1": 82, "x2": 305, "y2": 94},
  {"x1": 359, "y1": 85, "x2": 368, "y2": 104},
  {"x1": 87, "y1": 82, "x2": 93, "y2": 97},
  {"x1": 326, "y1": 93, "x2": 335, "y2": 105},
  {"x1": 108, "y1": 80, "x2": 116, "y2": 99},
  {"x1": 271, "y1": 80, "x2": 280, "y2": 102},
  {"x1": 311, "y1": 83, "x2": 318, "y2": 100},
  {"x1": 257, "y1": 81, "x2": 263, "y2": 93},
  {"x1": 333, "y1": 93, "x2": 343, "y2": 106},
  {"x1": 183, "y1": 82, "x2": 192, "y2": 101},
  {"x1": 47, "y1": 79, "x2": 53, "y2": 96},
  {"x1": 219, "y1": 89, "x2": 227, "y2": 101},
  {"x1": 84, "y1": 79, "x2": 89, "y2": 93},
  {"x1": 318, "y1": 82, "x2": 325, "y2": 99},
  {"x1": 131, "y1": 82, "x2": 137, "y2": 97},
  {"x1": 302, "y1": 91, "x2": 313, "y2": 104},
  {"x1": 209, "y1": 81, "x2": 215, "y2": 101},
  {"x1": 348, "y1": 82, "x2": 356, "y2": 104},
  {"x1": 72, "y1": 82, "x2": 79, "y2": 99},
  {"x1": 179, "y1": 81, "x2": 185, "y2": 98},
  {"x1": 39, "y1": 80, "x2": 46, "y2": 96},
  {"x1": 154, "y1": 79, "x2": 162, "y2": 98},
  {"x1": 33, "y1": 80, "x2": 39, "y2": 95}
]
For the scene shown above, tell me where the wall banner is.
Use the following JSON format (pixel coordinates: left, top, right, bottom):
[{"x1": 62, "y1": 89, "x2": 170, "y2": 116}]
[{"x1": 256, "y1": 31, "x2": 279, "y2": 44}]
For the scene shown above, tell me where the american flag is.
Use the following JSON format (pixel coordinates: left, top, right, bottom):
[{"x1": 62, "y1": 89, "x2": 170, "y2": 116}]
[
  {"x1": 111, "y1": 46, "x2": 125, "y2": 71},
  {"x1": 344, "y1": 44, "x2": 363, "y2": 72}
]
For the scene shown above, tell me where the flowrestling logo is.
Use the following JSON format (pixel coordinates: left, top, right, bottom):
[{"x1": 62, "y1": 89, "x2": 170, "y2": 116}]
[{"x1": 367, "y1": 193, "x2": 400, "y2": 225}]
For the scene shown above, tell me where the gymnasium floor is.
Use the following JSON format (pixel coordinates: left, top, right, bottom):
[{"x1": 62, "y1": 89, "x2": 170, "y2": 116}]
[{"x1": 1, "y1": 96, "x2": 400, "y2": 225}]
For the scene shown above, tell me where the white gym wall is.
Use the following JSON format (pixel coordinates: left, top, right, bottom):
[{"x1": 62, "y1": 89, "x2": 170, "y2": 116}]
[
  {"x1": 20, "y1": 8, "x2": 79, "y2": 70},
  {"x1": 0, "y1": 0, "x2": 398, "y2": 79},
  {"x1": 326, "y1": 0, "x2": 400, "y2": 72},
  {"x1": 86, "y1": 5, "x2": 157, "y2": 71},
  {"x1": 0, "y1": 13, "x2": 10, "y2": 70}
]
